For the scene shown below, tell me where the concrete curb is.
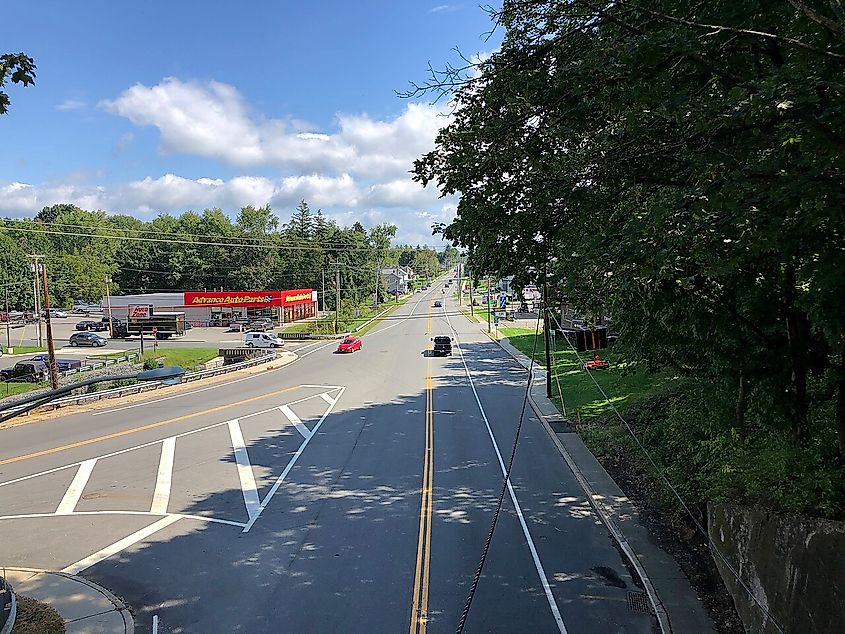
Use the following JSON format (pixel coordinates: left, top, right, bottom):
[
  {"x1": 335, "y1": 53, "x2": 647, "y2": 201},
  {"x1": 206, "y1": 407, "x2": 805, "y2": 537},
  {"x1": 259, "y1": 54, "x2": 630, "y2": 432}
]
[
  {"x1": 492, "y1": 335, "x2": 716, "y2": 634},
  {"x1": 0, "y1": 567, "x2": 133, "y2": 633}
]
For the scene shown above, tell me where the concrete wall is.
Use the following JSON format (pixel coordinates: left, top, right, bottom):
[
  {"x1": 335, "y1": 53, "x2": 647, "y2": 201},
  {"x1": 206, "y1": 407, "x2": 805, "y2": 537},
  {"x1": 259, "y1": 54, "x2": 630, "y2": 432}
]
[{"x1": 708, "y1": 503, "x2": 845, "y2": 634}]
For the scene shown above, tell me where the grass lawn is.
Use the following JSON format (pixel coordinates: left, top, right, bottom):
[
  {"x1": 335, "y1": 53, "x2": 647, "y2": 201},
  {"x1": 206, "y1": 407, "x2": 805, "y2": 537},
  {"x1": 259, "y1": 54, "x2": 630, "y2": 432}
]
[
  {"x1": 0, "y1": 381, "x2": 47, "y2": 398},
  {"x1": 141, "y1": 347, "x2": 219, "y2": 371},
  {"x1": 5, "y1": 345, "x2": 47, "y2": 354},
  {"x1": 499, "y1": 327, "x2": 668, "y2": 420}
]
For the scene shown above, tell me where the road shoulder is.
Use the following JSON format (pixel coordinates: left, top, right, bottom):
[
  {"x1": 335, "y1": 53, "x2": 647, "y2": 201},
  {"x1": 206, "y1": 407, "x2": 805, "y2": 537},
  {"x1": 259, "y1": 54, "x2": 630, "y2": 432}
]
[{"x1": 494, "y1": 334, "x2": 716, "y2": 634}]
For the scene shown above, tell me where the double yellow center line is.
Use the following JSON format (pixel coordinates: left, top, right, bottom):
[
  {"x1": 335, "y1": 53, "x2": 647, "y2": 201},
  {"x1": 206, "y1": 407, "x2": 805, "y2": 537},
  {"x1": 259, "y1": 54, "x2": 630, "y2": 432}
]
[{"x1": 410, "y1": 303, "x2": 435, "y2": 633}]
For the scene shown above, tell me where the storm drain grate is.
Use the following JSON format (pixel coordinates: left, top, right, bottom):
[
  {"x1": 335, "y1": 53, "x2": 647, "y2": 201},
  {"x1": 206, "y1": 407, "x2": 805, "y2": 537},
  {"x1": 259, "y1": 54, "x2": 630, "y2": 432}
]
[
  {"x1": 627, "y1": 591, "x2": 650, "y2": 614},
  {"x1": 548, "y1": 419, "x2": 574, "y2": 433}
]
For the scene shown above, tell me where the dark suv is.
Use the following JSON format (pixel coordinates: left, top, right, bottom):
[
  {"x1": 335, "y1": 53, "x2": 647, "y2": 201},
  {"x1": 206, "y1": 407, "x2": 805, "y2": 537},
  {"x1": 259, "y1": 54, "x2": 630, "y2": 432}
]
[
  {"x1": 431, "y1": 336, "x2": 453, "y2": 356},
  {"x1": 0, "y1": 360, "x2": 48, "y2": 383}
]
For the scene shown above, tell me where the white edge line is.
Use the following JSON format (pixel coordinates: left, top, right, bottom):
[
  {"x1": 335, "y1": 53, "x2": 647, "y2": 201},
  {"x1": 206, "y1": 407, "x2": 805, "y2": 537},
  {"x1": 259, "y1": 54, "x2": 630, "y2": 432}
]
[
  {"x1": 227, "y1": 419, "x2": 260, "y2": 520},
  {"x1": 0, "y1": 510, "x2": 246, "y2": 528},
  {"x1": 279, "y1": 405, "x2": 312, "y2": 440},
  {"x1": 55, "y1": 459, "x2": 97, "y2": 515},
  {"x1": 150, "y1": 437, "x2": 176, "y2": 515},
  {"x1": 61, "y1": 514, "x2": 182, "y2": 575},
  {"x1": 443, "y1": 302, "x2": 568, "y2": 634},
  {"x1": 242, "y1": 386, "x2": 346, "y2": 532}
]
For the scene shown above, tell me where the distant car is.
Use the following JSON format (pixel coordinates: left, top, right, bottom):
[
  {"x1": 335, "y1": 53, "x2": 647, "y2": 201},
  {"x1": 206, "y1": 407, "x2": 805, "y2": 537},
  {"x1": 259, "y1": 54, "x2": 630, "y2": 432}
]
[
  {"x1": 48, "y1": 309, "x2": 68, "y2": 318},
  {"x1": 1, "y1": 360, "x2": 48, "y2": 383},
  {"x1": 75, "y1": 320, "x2": 106, "y2": 331},
  {"x1": 336, "y1": 337, "x2": 362, "y2": 353},
  {"x1": 431, "y1": 336, "x2": 452, "y2": 356},
  {"x1": 244, "y1": 331, "x2": 283, "y2": 348},
  {"x1": 433, "y1": 300, "x2": 442, "y2": 308},
  {"x1": 248, "y1": 318, "x2": 274, "y2": 332},
  {"x1": 69, "y1": 332, "x2": 108, "y2": 347},
  {"x1": 29, "y1": 354, "x2": 83, "y2": 372}
]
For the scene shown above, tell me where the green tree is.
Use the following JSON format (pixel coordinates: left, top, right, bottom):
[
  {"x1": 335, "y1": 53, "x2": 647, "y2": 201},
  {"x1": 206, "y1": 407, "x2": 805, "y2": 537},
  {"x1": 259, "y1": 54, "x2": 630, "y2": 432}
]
[{"x1": 0, "y1": 52, "x2": 35, "y2": 114}]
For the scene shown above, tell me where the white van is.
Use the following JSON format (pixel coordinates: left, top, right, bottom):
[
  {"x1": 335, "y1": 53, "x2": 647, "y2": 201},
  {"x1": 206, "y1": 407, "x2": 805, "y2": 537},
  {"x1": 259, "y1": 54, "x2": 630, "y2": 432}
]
[{"x1": 244, "y1": 331, "x2": 283, "y2": 348}]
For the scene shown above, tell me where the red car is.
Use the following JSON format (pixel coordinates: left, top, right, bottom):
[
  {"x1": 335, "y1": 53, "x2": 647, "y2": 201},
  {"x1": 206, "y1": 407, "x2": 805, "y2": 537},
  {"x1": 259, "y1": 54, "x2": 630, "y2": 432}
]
[{"x1": 337, "y1": 337, "x2": 362, "y2": 353}]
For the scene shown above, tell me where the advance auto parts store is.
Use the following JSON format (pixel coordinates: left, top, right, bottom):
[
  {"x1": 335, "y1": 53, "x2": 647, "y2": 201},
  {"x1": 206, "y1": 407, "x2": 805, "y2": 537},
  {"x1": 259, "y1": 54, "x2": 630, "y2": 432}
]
[{"x1": 106, "y1": 290, "x2": 317, "y2": 327}]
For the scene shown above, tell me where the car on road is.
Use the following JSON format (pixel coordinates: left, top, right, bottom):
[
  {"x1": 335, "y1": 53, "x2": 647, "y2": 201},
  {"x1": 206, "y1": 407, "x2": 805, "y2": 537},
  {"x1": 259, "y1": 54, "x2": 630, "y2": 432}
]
[
  {"x1": 0, "y1": 360, "x2": 48, "y2": 383},
  {"x1": 433, "y1": 300, "x2": 442, "y2": 308},
  {"x1": 75, "y1": 319, "x2": 107, "y2": 331},
  {"x1": 244, "y1": 332, "x2": 283, "y2": 348},
  {"x1": 29, "y1": 354, "x2": 83, "y2": 372},
  {"x1": 336, "y1": 337, "x2": 362, "y2": 353},
  {"x1": 69, "y1": 331, "x2": 108, "y2": 347},
  {"x1": 431, "y1": 335, "x2": 453, "y2": 356}
]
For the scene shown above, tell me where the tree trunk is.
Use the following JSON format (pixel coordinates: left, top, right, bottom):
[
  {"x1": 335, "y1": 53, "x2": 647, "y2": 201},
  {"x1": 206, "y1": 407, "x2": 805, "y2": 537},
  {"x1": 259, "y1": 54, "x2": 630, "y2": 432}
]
[
  {"x1": 735, "y1": 373, "x2": 747, "y2": 434},
  {"x1": 784, "y1": 265, "x2": 810, "y2": 446},
  {"x1": 836, "y1": 351, "x2": 845, "y2": 462}
]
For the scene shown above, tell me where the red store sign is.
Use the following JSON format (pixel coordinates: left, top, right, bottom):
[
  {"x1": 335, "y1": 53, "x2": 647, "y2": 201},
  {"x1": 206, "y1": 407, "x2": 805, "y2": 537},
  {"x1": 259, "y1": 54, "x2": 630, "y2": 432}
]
[{"x1": 184, "y1": 290, "x2": 313, "y2": 308}]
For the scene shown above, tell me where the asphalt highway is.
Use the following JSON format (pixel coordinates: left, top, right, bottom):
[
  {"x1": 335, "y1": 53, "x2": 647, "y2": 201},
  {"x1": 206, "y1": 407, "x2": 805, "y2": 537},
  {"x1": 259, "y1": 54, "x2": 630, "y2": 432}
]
[{"x1": 0, "y1": 282, "x2": 655, "y2": 633}]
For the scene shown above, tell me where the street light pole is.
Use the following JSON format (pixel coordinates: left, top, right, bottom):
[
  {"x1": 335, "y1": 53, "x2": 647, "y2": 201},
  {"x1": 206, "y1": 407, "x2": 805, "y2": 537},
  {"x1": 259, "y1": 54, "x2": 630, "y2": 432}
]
[
  {"x1": 30, "y1": 255, "x2": 43, "y2": 347},
  {"x1": 105, "y1": 276, "x2": 114, "y2": 338},
  {"x1": 4, "y1": 286, "x2": 10, "y2": 351}
]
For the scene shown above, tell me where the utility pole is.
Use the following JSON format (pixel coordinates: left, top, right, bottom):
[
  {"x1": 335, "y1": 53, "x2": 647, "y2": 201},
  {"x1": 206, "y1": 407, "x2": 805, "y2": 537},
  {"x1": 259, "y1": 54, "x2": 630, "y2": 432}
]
[
  {"x1": 321, "y1": 268, "x2": 326, "y2": 314},
  {"x1": 486, "y1": 275, "x2": 492, "y2": 333},
  {"x1": 30, "y1": 255, "x2": 43, "y2": 347},
  {"x1": 543, "y1": 267, "x2": 553, "y2": 399},
  {"x1": 374, "y1": 264, "x2": 379, "y2": 308},
  {"x1": 104, "y1": 276, "x2": 114, "y2": 338},
  {"x1": 335, "y1": 263, "x2": 340, "y2": 335},
  {"x1": 469, "y1": 269, "x2": 474, "y2": 316},
  {"x1": 39, "y1": 261, "x2": 59, "y2": 389},
  {"x1": 457, "y1": 261, "x2": 462, "y2": 306},
  {"x1": 4, "y1": 286, "x2": 11, "y2": 351},
  {"x1": 395, "y1": 264, "x2": 399, "y2": 303}
]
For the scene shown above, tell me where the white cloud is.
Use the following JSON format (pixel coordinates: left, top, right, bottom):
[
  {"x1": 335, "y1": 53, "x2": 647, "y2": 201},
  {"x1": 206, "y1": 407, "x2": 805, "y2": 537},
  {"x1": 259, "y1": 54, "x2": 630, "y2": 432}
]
[
  {"x1": 56, "y1": 99, "x2": 85, "y2": 111},
  {"x1": 0, "y1": 174, "x2": 458, "y2": 245},
  {"x1": 100, "y1": 78, "x2": 450, "y2": 179},
  {"x1": 429, "y1": 4, "x2": 459, "y2": 13}
]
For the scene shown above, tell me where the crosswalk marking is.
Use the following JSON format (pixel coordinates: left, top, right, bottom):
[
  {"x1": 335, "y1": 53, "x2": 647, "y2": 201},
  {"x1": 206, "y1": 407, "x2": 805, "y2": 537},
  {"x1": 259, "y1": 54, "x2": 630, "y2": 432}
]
[
  {"x1": 56, "y1": 459, "x2": 97, "y2": 515},
  {"x1": 279, "y1": 405, "x2": 312, "y2": 439},
  {"x1": 227, "y1": 419, "x2": 260, "y2": 520},
  {"x1": 150, "y1": 437, "x2": 176, "y2": 515},
  {"x1": 319, "y1": 392, "x2": 337, "y2": 406}
]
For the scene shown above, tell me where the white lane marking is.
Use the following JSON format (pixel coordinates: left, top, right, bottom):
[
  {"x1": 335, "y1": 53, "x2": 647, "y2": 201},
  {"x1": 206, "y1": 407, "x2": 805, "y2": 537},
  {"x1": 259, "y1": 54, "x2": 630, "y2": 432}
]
[
  {"x1": 319, "y1": 392, "x2": 336, "y2": 406},
  {"x1": 55, "y1": 459, "x2": 97, "y2": 515},
  {"x1": 242, "y1": 386, "x2": 346, "y2": 533},
  {"x1": 150, "y1": 437, "x2": 176, "y2": 515},
  {"x1": 443, "y1": 303, "x2": 568, "y2": 634},
  {"x1": 61, "y1": 514, "x2": 182, "y2": 575},
  {"x1": 0, "y1": 510, "x2": 246, "y2": 528},
  {"x1": 300, "y1": 384, "x2": 344, "y2": 389},
  {"x1": 227, "y1": 419, "x2": 260, "y2": 520},
  {"x1": 0, "y1": 395, "x2": 343, "y2": 490},
  {"x1": 279, "y1": 405, "x2": 311, "y2": 440},
  {"x1": 93, "y1": 341, "x2": 332, "y2": 416}
]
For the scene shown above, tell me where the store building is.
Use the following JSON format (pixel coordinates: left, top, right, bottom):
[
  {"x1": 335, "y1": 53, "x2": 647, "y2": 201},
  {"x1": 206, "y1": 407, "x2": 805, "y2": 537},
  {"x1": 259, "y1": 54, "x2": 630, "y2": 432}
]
[{"x1": 101, "y1": 289, "x2": 317, "y2": 327}]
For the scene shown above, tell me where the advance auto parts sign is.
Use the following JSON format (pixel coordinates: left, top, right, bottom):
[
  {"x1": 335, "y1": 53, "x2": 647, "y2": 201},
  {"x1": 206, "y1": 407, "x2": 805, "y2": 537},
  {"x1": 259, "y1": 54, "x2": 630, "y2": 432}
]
[
  {"x1": 183, "y1": 290, "x2": 313, "y2": 308},
  {"x1": 184, "y1": 292, "x2": 277, "y2": 308}
]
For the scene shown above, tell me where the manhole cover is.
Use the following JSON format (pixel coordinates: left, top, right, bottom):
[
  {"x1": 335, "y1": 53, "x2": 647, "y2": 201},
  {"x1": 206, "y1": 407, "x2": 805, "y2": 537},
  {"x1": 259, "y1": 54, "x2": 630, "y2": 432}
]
[{"x1": 627, "y1": 591, "x2": 650, "y2": 614}]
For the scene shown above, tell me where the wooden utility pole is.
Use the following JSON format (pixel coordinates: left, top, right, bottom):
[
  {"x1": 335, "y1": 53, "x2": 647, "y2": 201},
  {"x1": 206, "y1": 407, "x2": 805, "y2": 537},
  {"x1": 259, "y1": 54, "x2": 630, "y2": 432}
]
[
  {"x1": 104, "y1": 276, "x2": 114, "y2": 338},
  {"x1": 30, "y1": 255, "x2": 43, "y2": 347},
  {"x1": 39, "y1": 261, "x2": 59, "y2": 389},
  {"x1": 543, "y1": 267, "x2": 553, "y2": 399},
  {"x1": 4, "y1": 286, "x2": 11, "y2": 351},
  {"x1": 487, "y1": 275, "x2": 492, "y2": 333},
  {"x1": 321, "y1": 268, "x2": 326, "y2": 314}
]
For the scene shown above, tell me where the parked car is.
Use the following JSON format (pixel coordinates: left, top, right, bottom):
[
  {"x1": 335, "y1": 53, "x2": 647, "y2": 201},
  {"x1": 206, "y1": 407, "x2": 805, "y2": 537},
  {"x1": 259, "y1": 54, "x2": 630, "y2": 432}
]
[
  {"x1": 75, "y1": 320, "x2": 107, "y2": 331},
  {"x1": 248, "y1": 318, "x2": 274, "y2": 332},
  {"x1": 243, "y1": 331, "x2": 283, "y2": 348},
  {"x1": 336, "y1": 337, "x2": 362, "y2": 353},
  {"x1": 431, "y1": 336, "x2": 453, "y2": 356},
  {"x1": 69, "y1": 332, "x2": 108, "y2": 347},
  {"x1": 29, "y1": 354, "x2": 83, "y2": 372},
  {"x1": 48, "y1": 309, "x2": 68, "y2": 318},
  {"x1": 0, "y1": 360, "x2": 48, "y2": 383},
  {"x1": 433, "y1": 300, "x2": 442, "y2": 308}
]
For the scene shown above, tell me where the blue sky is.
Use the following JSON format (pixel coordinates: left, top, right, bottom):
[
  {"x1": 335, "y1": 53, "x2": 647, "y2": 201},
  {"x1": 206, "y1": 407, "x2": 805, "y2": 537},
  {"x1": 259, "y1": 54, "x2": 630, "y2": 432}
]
[{"x1": 0, "y1": 1, "x2": 500, "y2": 244}]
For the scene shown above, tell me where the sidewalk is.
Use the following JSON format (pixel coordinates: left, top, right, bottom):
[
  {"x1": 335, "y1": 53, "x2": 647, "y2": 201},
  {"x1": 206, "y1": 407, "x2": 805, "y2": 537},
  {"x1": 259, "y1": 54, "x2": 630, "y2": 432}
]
[
  {"x1": 1, "y1": 568, "x2": 133, "y2": 633},
  {"x1": 481, "y1": 329, "x2": 716, "y2": 633}
]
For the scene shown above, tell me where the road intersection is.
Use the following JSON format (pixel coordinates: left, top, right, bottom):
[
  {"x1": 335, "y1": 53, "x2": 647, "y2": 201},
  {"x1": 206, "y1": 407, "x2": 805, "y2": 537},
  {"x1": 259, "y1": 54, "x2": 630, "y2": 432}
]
[{"x1": 0, "y1": 283, "x2": 655, "y2": 633}]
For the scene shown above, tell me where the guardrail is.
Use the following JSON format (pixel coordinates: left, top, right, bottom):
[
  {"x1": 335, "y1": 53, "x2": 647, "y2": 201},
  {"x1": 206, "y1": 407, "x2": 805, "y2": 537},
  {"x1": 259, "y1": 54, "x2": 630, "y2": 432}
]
[
  {"x1": 0, "y1": 352, "x2": 277, "y2": 417},
  {"x1": 58, "y1": 352, "x2": 140, "y2": 377}
]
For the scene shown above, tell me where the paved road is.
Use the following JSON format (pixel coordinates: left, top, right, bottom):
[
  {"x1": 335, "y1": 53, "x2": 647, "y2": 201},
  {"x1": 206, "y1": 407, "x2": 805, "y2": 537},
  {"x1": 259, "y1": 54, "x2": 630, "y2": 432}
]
[{"x1": 0, "y1": 282, "x2": 655, "y2": 633}]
